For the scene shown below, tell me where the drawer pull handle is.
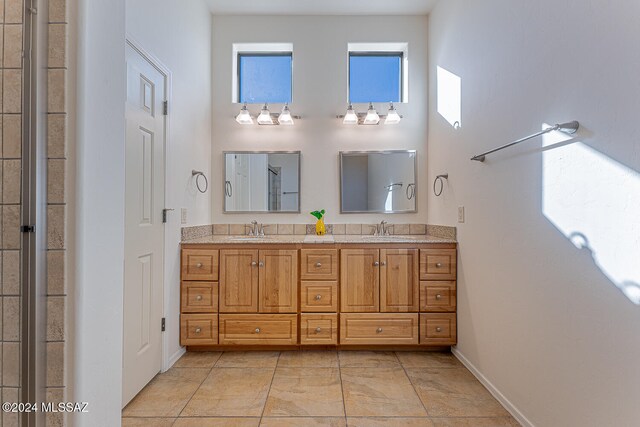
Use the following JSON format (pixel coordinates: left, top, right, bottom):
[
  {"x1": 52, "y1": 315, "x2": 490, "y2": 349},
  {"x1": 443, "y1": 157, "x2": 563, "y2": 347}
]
[
  {"x1": 436, "y1": 327, "x2": 442, "y2": 332},
  {"x1": 259, "y1": 262, "x2": 265, "y2": 267},
  {"x1": 196, "y1": 295, "x2": 203, "y2": 301},
  {"x1": 315, "y1": 262, "x2": 322, "y2": 267},
  {"x1": 436, "y1": 262, "x2": 443, "y2": 268},
  {"x1": 374, "y1": 261, "x2": 380, "y2": 266},
  {"x1": 255, "y1": 328, "x2": 261, "y2": 333},
  {"x1": 315, "y1": 327, "x2": 322, "y2": 333},
  {"x1": 435, "y1": 294, "x2": 442, "y2": 300},
  {"x1": 376, "y1": 327, "x2": 383, "y2": 334},
  {"x1": 196, "y1": 262, "x2": 203, "y2": 268},
  {"x1": 380, "y1": 261, "x2": 386, "y2": 266},
  {"x1": 195, "y1": 327, "x2": 201, "y2": 334},
  {"x1": 315, "y1": 294, "x2": 322, "y2": 301},
  {"x1": 251, "y1": 261, "x2": 257, "y2": 267}
]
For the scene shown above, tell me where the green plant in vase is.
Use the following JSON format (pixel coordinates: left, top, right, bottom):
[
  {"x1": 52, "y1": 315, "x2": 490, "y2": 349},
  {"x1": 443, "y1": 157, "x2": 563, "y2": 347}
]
[{"x1": 310, "y1": 209, "x2": 326, "y2": 236}]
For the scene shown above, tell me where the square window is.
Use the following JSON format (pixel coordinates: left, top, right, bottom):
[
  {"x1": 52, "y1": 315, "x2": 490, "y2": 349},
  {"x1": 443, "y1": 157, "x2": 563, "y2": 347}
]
[
  {"x1": 238, "y1": 53, "x2": 292, "y2": 104},
  {"x1": 349, "y1": 52, "x2": 403, "y2": 103}
]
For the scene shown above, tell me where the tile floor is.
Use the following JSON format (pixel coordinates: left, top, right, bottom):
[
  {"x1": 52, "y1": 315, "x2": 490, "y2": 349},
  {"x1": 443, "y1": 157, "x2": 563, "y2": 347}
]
[{"x1": 122, "y1": 351, "x2": 520, "y2": 427}]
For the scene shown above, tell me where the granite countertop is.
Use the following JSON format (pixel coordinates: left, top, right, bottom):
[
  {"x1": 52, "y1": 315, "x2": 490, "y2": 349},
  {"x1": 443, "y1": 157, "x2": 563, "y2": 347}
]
[{"x1": 181, "y1": 234, "x2": 456, "y2": 245}]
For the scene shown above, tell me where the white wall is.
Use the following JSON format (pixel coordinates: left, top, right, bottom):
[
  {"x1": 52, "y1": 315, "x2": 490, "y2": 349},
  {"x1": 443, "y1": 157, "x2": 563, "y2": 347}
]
[
  {"x1": 211, "y1": 15, "x2": 428, "y2": 224},
  {"x1": 73, "y1": 0, "x2": 126, "y2": 425},
  {"x1": 428, "y1": 1, "x2": 640, "y2": 426},
  {"x1": 126, "y1": 0, "x2": 213, "y2": 367}
]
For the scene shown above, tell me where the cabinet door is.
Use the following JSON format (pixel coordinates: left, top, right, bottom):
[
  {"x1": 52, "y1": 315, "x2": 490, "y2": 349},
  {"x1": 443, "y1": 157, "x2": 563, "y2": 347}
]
[
  {"x1": 380, "y1": 249, "x2": 419, "y2": 312},
  {"x1": 219, "y1": 250, "x2": 259, "y2": 313},
  {"x1": 258, "y1": 250, "x2": 298, "y2": 313},
  {"x1": 340, "y1": 249, "x2": 380, "y2": 312}
]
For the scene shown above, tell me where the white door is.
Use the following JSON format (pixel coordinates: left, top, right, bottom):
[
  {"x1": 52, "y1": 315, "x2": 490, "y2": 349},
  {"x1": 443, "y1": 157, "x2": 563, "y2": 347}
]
[{"x1": 122, "y1": 43, "x2": 167, "y2": 406}]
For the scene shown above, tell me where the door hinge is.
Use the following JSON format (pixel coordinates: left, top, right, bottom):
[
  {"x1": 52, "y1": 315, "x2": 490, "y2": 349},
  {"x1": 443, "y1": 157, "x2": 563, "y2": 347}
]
[
  {"x1": 21, "y1": 225, "x2": 35, "y2": 233},
  {"x1": 162, "y1": 208, "x2": 174, "y2": 223},
  {"x1": 161, "y1": 318, "x2": 166, "y2": 332},
  {"x1": 163, "y1": 101, "x2": 168, "y2": 115}
]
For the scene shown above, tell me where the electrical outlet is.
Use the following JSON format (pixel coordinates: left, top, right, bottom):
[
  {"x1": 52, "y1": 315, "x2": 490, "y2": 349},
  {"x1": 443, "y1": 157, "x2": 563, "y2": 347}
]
[
  {"x1": 457, "y1": 206, "x2": 465, "y2": 223},
  {"x1": 181, "y1": 208, "x2": 188, "y2": 225}
]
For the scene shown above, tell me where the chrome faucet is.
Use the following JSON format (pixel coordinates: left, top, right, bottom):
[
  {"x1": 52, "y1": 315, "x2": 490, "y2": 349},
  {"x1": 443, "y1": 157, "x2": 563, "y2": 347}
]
[
  {"x1": 374, "y1": 221, "x2": 392, "y2": 236},
  {"x1": 248, "y1": 220, "x2": 258, "y2": 236}
]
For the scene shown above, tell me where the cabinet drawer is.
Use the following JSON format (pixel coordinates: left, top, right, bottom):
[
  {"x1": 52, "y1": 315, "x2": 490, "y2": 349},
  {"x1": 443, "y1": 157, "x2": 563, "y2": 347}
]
[
  {"x1": 182, "y1": 249, "x2": 219, "y2": 281},
  {"x1": 180, "y1": 314, "x2": 217, "y2": 346},
  {"x1": 419, "y1": 281, "x2": 456, "y2": 312},
  {"x1": 181, "y1": 282, "x2": 218, "y2": 313},
  {"x1": 300, "y1": 314, "x2": 338, "y2": 345},
  {"x1": 300, "y1": 281, "x2": 338, "y2": 312},
  {"x1": 420, "y1": 249, "x2": 457, "y2": 280},
  {"x1": 420, "y1": 313, "x2": 457, "y2": 345},
  {"x1": 218, "y1": 314, "x2": 297, "y2": 345},
  {"x1": 300, "y1": 249, "x2": 338, "y2": 280},
  {"x1": 340, "y1": 313, "x2": 419, "y2": 345}
]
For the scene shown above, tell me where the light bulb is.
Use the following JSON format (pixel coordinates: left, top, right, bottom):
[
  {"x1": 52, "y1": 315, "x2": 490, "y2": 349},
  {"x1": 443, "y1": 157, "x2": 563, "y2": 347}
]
[
  {"x1": 257, "y1": 104, "x2": 274, "y2": 125},
  {"x1": 363, "y1": 103, "x2": 380, "y2": 125},
  {"x1": 278, "y1": 104, "x2": 294, "y2": 125},
  {"x1": 384, "y1": 102, "x2": 401, "y2": 125},
  {"x1": 343, "y1": 104, "x2": 359, "y2": 125},
  {"x1": 235, "y1": 103, "x2": 253, "y2": 125}
]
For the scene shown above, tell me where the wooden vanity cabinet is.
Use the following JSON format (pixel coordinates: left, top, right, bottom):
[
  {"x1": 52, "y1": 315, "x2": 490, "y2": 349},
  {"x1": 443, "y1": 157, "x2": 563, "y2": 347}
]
[
  {"x1": 181, "y1": 241, "x2": 457, "y2": 349},
  {"x1": 219, "y1": 249, "x2": 298, "y2": 313}
]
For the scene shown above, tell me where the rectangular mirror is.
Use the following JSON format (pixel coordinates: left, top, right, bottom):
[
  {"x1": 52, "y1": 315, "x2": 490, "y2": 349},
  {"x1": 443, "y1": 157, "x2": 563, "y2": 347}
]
[
  {"x1": 224, "y1": 151, "x2": 300, "y2": 213},
  {"x1": 340, "y1": 150, "x2": 417, "y2": 213}
]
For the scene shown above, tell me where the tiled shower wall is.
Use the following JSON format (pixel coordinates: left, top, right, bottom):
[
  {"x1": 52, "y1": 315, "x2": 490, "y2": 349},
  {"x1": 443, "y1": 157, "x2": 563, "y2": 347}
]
[
  {"x1": 0, "y1": 0, "x2": 67, "y2": 426},
  {"x1": 47, "y1": 0, "x2": 68, "y2": 425},
  {"x1": 1, "y1": 0, "x2": 26, "y2": 425}
]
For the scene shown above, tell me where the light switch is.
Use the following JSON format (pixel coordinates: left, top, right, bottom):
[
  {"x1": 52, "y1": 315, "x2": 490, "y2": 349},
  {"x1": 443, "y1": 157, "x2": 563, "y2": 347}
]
[
  {"x1": 181, "y1": 208, "x2": 188, "y2": 224},
  {"x1": 457, "y1": 206, "x2": 465, "y2": 223}
]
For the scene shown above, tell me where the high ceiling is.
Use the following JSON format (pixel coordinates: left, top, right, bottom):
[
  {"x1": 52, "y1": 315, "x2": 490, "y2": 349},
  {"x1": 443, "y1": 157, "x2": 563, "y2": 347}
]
[{"x1": 205, "y1": 0, "x2": 438, "y2": 16}]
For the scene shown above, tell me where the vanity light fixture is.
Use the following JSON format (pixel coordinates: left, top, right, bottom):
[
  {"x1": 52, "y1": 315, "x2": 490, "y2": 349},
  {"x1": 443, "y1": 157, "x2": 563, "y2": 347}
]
[
  {"x1": 277, "y1": 104, "x2": 294, "y2": 125},
  {"x1": 384, "y1": 102, "x2": 402, "y2": 125},
  {"x1": 235, "y1": 103, "x2": 254, "y2": 125},
  {"x1": 337, "y1": 102, "x2": 403, "y2": 125},
  {"x1": 257, "y1": 103, "x2": 274, "y2": 125},
  {"x1": 363, "y1": 103, "x2": 380, "y2": 125},
  {"x1": 343, "y1": 104, "x2": 359, "y2": 125}
]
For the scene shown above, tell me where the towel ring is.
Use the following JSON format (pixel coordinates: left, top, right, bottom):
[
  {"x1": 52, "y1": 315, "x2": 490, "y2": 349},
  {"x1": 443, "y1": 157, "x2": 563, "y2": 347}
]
[
  {"x1": 406, "y1": 183, "x2": 416, "y2": 200},
  {"x1": 192, "y1": 170, "x2": 209, "y2": 194},
  {"x1": 433, "y1": 174, "x2": 448, "y2": 197}
]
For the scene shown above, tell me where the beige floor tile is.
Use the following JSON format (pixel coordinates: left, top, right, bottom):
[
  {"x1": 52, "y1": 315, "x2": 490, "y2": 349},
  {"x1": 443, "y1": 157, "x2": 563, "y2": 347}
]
[
  {"x1": 181, "y1": 367, "x2": 274, "y2": 417},
  {"x1": 338, "y1": 351, "x2": 399, "y2": 367},
  {"x1": 263, "y1": 368, "x2": 344, "y2": 417},
  {"x1": 121, "y1": 417, "x2": 176, "y2": 427},
  {"x1": 174, "y1": 351, "x2": 222, "y2": 368},
  {"x1": 278, "y1": 351, "x2": 339, "y2": 368},
  {"x1": 261, "y1": 417, "x2": 346, "y2": 427},
  {"x1": 341, "y1": 367, "x2": 427, "y2": 417},
  {"x1": 431, "y1": 418, "x2": 520, "y2": 427},
  {"x1": 215, "y1": 351, "x2": 280, "y2": 368},
  {"x1": 174, "y1": 418, "x2": 260, "y2": 427},
  {"x1": 122, "y1": 368, "x2": 209, "y2": 417},
  {"x1": 396, "y1": 351, "x2": 462, "y2": 368},
  {"x1": 406, "y1": 368, "x2": 510, "y2": 417},
  {"x1": 348, "y1": 417, "x2": 433, "y2": 427}
]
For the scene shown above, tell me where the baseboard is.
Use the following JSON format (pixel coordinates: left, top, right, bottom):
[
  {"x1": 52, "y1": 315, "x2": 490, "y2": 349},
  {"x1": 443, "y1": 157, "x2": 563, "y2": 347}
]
[
  {"x1": 166, "y1": 347, "x2": 186, "y2": 371},
  {"x1": 451, "y1": 347, "x2": 535, "y2": 427}
]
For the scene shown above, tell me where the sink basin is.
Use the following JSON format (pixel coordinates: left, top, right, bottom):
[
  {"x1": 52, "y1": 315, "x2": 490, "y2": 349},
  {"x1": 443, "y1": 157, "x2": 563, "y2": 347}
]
[
  {"x1": 225, "y1": 236, "x2": 273, "y2": 242},
  {"x1": 360, "y1": 236, "x2": 418, "y2": 242}
]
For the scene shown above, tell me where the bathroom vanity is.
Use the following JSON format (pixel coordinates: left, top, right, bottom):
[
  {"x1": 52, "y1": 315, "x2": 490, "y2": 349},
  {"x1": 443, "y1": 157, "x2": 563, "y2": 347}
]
[{"x1": 180, "y1": 234, "x2": 457, "y2": 349}]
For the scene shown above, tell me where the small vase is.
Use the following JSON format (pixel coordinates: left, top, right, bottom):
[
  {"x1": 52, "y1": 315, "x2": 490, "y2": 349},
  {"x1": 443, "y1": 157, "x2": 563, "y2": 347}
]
[{"x1": 315, "y1": 218, "x2": 326, "y2": 236}]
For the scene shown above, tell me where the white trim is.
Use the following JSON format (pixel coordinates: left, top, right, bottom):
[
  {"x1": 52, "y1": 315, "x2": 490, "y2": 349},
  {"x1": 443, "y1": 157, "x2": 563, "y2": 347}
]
[
  {"x1": 231, "y1": 42, "x2": 294, "y2": 104},
  {"x1": 124, "y1": 36, "x2": 174, "y2": 374},
  {"x1": 347, "y1": 42, "x2": 409, "y2": 103},
  {"x1": 452, "y1": 347, "x2": 535, "y2": 427},
  {"x1": 168, "y1": 347, "x2": 186, "y2": 369}
]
